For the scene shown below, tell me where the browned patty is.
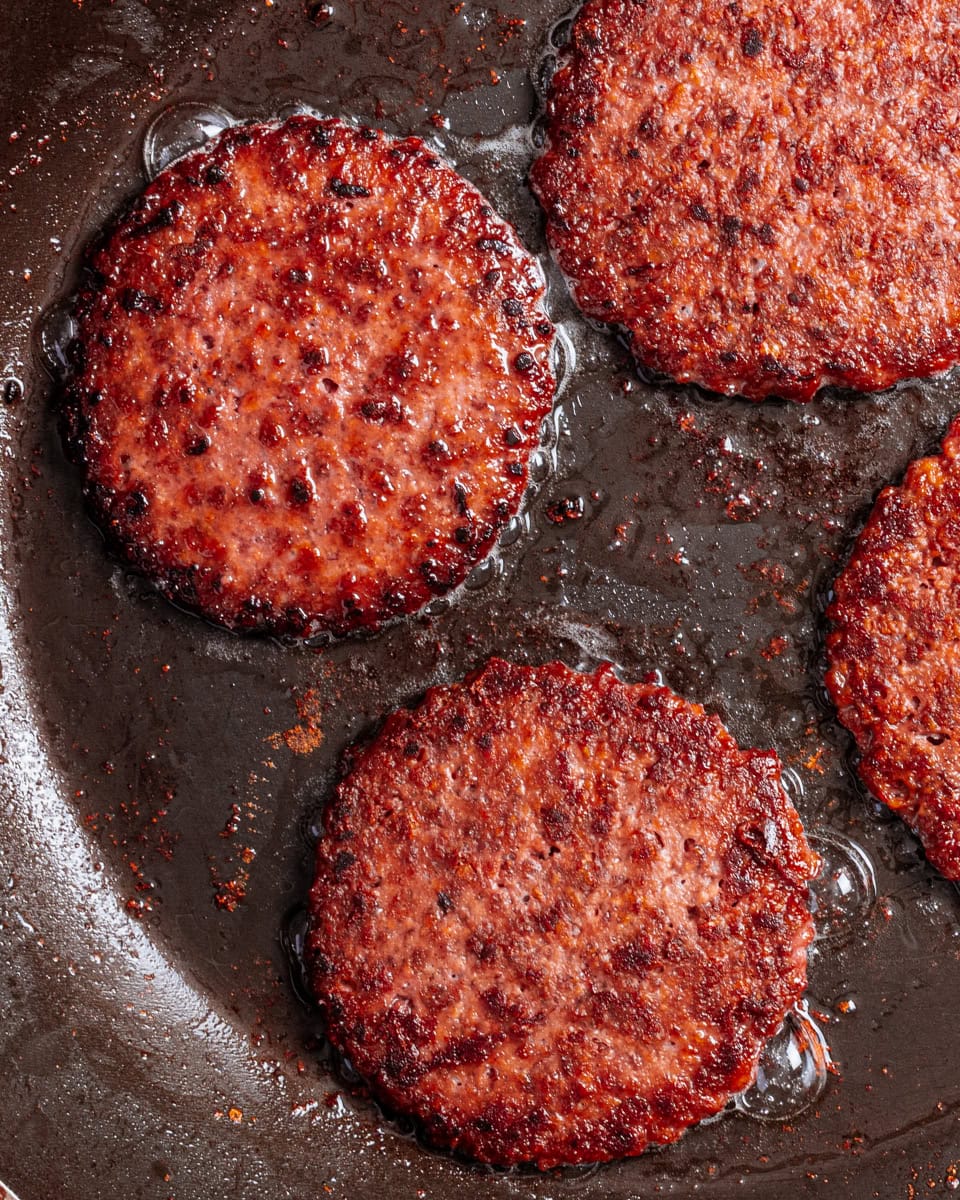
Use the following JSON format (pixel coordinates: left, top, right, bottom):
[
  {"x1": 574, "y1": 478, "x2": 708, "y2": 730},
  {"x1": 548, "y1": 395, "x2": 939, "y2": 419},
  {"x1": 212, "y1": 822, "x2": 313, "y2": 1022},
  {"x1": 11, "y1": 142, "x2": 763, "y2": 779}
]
[
  {"x1": 530, "y1": 0, "x2": 960, "y2": 401},
  {"x1": 827, "y1": 417, "x2": 960, "y2": 880},
  {"x1": 63, "y1": 116, "x2": 555, "y2": 638},
  {"x1": 307, "y1": 658, "x2": 819, "y2": 1168}
]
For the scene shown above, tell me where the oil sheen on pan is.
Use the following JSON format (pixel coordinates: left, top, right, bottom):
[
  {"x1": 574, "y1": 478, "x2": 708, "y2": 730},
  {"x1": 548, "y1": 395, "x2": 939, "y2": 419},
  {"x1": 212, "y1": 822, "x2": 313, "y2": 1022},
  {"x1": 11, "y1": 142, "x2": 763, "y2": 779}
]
[
  {"x1": 61, "y1": 115, "x2": 556, "y2": 639},
  {"x1": 5, "y1": 0, "x2": 960, "y2": 1197},
  {"x1": 531, "y1": 0, "x2": 960, "y2": 400}
]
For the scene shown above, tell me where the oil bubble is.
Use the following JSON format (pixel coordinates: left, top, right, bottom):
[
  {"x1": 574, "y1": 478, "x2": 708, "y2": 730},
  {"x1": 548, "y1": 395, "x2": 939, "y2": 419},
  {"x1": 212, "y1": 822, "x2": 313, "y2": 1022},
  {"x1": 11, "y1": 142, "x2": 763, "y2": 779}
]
[
  {"x1": 529, "y1": 115, "x2": 549, "y2": 150},
  {"x1": 779, "y1": 765, "x2": 805, "y2": 803},
  {"x1": 528, "y1": 448, "x2": 552, "y2": 484},
  {"x1": 808, "y1": 829, "x2": 877, "y2": 943},
  {"x1": 423, "y1": 596, "x2": 452, "y2": 616},
  {"x1": 279, "y1": 904, "x2": 313, "y2": 1008},
  {"x1": 552, "y1": 323, "x2": 578, "y2": 399},
  {"x1": 736, "y1": 1005, "x2": 830, "y2": 1121},
  {"x1": 143, "y1": 102, "x2": 235, "y2": 179},
  {"x1": 499, "y1": 510, "x2": 532, "y2": 549},
  {"x1": 37, "y1": 303, "x2": 78, "y2": 380},
  {"x1": 535, "y1": 53, "x2": 557, "y2": 99},
  {"x1": 550, "y1": 17, "x2": 573, "y2": 48},
  {"x1": 464, "y1": 551, "x2": 504, "y2": 591},
  {"x1": 275, "y1": 100, "x2": 322, "y2": 121}
]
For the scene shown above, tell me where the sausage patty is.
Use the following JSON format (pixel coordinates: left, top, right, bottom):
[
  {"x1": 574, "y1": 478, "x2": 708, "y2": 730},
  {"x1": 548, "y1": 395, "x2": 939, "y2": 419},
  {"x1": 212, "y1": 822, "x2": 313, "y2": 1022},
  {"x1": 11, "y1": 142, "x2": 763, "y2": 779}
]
[
  {"x1": 63, "y1": 116, "x2": 555, "y2": 637},
  {"x1": 827, "y1": 417, "x2": 960, "y2": 880},
  {"x1": 307, "y1": 658, "x2": 818, "y2": 1168},
  {"x1": 530, "y1": 0, "x2": 960, "y2": 401}
]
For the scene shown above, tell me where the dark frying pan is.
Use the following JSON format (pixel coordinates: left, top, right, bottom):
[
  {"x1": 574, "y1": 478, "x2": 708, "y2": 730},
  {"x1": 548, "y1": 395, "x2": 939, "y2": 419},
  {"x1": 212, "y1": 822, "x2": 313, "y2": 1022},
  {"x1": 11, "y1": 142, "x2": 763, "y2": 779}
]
[{"x1": 3, "y1": 2, "x2": 960, "y2": 1196}]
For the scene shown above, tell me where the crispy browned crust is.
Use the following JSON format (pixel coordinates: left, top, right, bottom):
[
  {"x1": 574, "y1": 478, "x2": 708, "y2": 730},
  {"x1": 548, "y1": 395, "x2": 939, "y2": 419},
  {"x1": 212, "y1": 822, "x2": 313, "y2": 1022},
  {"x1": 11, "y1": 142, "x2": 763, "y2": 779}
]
[
  {"x1": 64, "y1": 116, "x2": 555, "y2": 637},
  {"x1": 307, "y1": 658, "x2": 818, "y2": 1168},
  {"x1": 530, "y1": 0, "x2": 960, "y2": 401},
  {"x1": 827, "y1": 417, "x2": 960, "y2": 879}
]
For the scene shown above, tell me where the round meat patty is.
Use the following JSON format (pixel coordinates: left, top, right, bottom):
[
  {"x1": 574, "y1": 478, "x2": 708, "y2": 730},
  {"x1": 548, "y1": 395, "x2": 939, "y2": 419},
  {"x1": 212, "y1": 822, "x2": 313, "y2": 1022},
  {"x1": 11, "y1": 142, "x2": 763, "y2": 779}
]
[
  {"x1": 63, "y1": 116, "x2": 555, "y2": 638},
  {"x1": 307, "y1": 658, "x2": 819, "y2": 1168},
  {"x1": 530, "y1": 0, "x2": 960, "y2": 401},
  {"x1": 827, "y1": 416, "x2": 960, "y2": 880}
]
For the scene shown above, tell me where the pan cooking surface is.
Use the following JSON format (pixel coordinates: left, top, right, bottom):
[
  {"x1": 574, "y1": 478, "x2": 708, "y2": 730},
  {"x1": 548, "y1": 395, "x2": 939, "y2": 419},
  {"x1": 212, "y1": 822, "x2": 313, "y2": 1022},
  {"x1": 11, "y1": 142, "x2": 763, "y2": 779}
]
[{"x1": 2, "y1": 2, "x2": 960, "y2": 1196}]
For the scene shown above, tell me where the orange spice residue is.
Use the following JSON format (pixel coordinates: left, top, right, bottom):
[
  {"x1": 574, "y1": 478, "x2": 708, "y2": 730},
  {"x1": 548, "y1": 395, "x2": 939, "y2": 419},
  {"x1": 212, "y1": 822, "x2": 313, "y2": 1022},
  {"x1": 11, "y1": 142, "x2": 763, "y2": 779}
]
[
  {"x1": 804, "y1": 747, "x2": 826, "y2": 775},
  {"x1": 266, "y1": 688, "x2": 324, "y2": 755},
  {"x1": 760, "y1": 634, "x2": 788, "y2": 661}
]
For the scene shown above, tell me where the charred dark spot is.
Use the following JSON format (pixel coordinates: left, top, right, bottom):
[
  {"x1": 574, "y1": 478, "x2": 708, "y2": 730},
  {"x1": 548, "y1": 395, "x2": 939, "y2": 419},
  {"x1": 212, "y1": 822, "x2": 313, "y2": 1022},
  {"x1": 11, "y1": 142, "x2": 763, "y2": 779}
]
[
  {"x1": 358, "y1": 126, "x2": 378, "y2": 141},
  {"x1": 288, "y1": 268, "x2": 311, "y2": 284},
  {"x1": 404, "y1": 741, "x2": 420, "y2": 757},
  {"x1": 125, "y1": 200, "x2": 183, "y2": 239},
  {"x1": 454, "y1": 526, "x2": 472, "y2": 544},
  {"x1": 301, "y1": 346, "x2": 330, "y2": 373},
  {"x1": 233, "y1": 128, "x2": 254, "y2": 145},
  {"x1": 290, "y1": 477, "x2": 312, "y2": 504},
  {"x1": 119, "y1": 288, "x2": 162, "y2": 315},
  {"x1": 125, "y1": 490, "x2": 149, "y2": 517},
  {"x1": 185, "y1": 435, "x2": 210, "y2": 456},
  {"x1": 437, "y1": 891, "x2": 454, "y2": 913},
  {"x1": 359, "y1": 396, "x2": 403, "y2": 423},
  {"x1": 737, "y1": 167, "x2": 760, "y2": 194},
  {"x1": 453, "y1": 481, "x2": 470, "y2": 516},
  {"x1": 329, "y1": 177, "x2": 371, "y2": 198},
  {"x1": 719, "y1": 350, "x2": 739, "y2": 364},
  {"x1": 720, "y1": 216, "x2": 742, "y2": 247},
  {"x1": 333, "y1": 850, "x2": 356, "y2": 876},
  {"x1": 590, "y1": 801, "x2": 613, "y2": 837},
  {"x1": 507, "y1": 462, "x2": 524, "y2": 478},
  {"x1": 612, "y1": 937, "x2": 656, "y2": 973},
  {"x1": 204, "y1": 164, "x2": 226, "y2": 186},
  {"x1": 514, "y1": 351, "x2": 535, "y2": 372},
  {"x1": 504, "y1": 426, "x2": 522, "y2": 447},
  {"x1": 467, "y1": 932, "x2": 497, "y2": 963},
  {"x1": 637, "y1": 109, "x2": 660, "y2": 139},
  {"x1": 793, "y1": 175, "x2": 810, "y2": 194},
  {"x1": 477, "y1": 732, "x2": 493, "y2": 750},
  {"x1": 541, "y1": 805, "x2": 573, "y2": 841},
  {"x1": 420, "y1": 559, "x2": 457, "y2": 592},
  {"x1": 249, "y1": 488, "x2": 264, "y2": 504},
  {"x1": 429, "y1": 1031, "x2": 502, "y2": 1071},
  {"x1": 322, "y1": 378, "x2": 339, "y2": 393},
  {"x1": 425, "y1": 439, "x2": 450, "y2": 460},
  {"x1": 484, "y1": 268, "x2": 502, "y2": 288},
  {"x1": 285, "y1": 605, "x2": 309, "y2": 629},
  {"x1": 690, "y1": 203, "x2": 711, "y2": 221},
  {"x1": 536, "y1": 321, "x2": 552, "y2": 337},
  {"x1": 476, "y1": 237, "x2": 511, "y2": 256},
  {"x1": 741, "y1": 21, "x2": 764, "y2": 57},
  {"x1": 311, "y1": 125, "x2": 332, "y2": 147},
  {"x1": 757, "y1": 221, "x2": 776, "y2": 245},
  {"x1": 502, "y1": 298, "x2": 523, "y2": 317}
]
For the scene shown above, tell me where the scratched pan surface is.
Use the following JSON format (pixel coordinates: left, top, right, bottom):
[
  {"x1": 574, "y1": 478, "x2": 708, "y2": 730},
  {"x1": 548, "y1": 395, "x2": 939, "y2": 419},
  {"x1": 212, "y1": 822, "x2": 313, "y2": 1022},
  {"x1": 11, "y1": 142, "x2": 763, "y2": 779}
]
[{"x1": 2, "y1": 2, "x2": 960, "y2": 1197}]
